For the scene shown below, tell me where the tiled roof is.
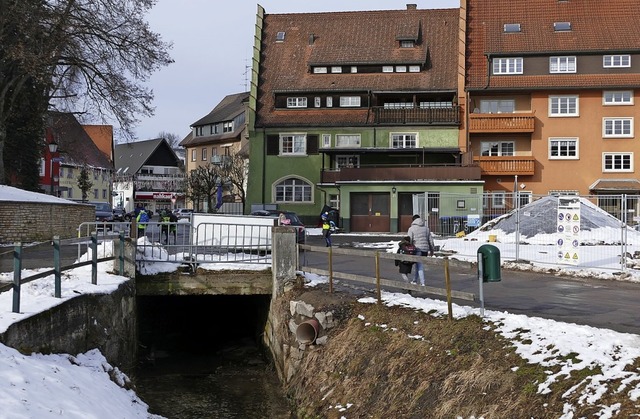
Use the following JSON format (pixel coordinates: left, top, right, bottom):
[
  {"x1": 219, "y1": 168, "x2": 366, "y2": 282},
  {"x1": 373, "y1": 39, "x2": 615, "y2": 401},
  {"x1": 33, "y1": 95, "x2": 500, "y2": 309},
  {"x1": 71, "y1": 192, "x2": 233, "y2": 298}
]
[
  {"x1": 466, "y1": 0, "x2": 640, "y2": 89},
  {"x1": 48, "y1": 112, "x2": 113, "y2": 170},
  {"x1": 114, "y1": 138, "x2": 180, "y2": 174},
  {"x1": 257, "y1": 7, "x2": 459, "y2": 127},
  {"x1": 191, "y1": 92, "x2": 249, "y2": 127}
]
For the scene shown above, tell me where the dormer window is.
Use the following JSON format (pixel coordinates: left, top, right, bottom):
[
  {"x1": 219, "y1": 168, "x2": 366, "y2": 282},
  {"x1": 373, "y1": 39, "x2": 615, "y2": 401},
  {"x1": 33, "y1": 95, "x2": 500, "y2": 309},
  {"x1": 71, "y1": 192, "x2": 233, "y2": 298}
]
[
  {"x1": 400, "y1": 40, "x2": 415, "y2": 48},
  {"x1": 504, "y1": 23, "x2": 521, "y2": 33},
  {"x1": 313, "y1": 67, "x2": 327, "y2": 74},
  {"x1": 554, "y1": 22, "x2": 571, "y2": 31}
]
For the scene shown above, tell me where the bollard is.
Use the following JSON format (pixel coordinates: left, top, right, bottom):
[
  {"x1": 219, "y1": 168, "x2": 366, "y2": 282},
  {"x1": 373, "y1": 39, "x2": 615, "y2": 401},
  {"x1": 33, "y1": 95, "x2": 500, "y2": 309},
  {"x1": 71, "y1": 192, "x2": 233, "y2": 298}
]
[
  {"x1": 54, "y1": 236, "x2": 61, "y2": 298},
  {"x1": 119, "y1": 231, "x2": 125, "y2": 275},
  {"x1": 91, "y1": 232, "x2": 97, "y2": 285},
  {"x1": 12, "y1": 242, "x2": 22, "y2": 313}
]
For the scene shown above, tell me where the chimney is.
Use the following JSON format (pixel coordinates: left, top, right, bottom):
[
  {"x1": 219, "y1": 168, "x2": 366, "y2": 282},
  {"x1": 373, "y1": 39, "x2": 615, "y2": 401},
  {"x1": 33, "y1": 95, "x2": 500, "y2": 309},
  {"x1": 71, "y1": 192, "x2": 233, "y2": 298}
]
[{"x1": 407, "y1": 4, "x2": 417, "y2": 10}]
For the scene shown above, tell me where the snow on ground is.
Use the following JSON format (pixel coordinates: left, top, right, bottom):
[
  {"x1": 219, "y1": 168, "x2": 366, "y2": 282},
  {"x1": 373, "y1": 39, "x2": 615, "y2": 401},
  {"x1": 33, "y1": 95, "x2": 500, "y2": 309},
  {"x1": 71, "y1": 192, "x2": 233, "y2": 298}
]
[{"x1": 0, "y1": 220, "x2": 639, "y2": 417}]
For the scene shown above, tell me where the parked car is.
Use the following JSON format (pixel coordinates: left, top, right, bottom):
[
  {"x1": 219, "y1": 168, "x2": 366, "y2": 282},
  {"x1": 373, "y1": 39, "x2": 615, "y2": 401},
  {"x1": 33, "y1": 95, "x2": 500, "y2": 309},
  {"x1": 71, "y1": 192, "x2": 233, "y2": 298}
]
[
  {"x1": 112, "y1": 207, "x2": 126, "y2": 222},
  {"x1": 250, "y1": 210, "x2": 306, "y2": 243},
  {"x1": 173, "y1": 208, "x2": 194, "y2": 219}
]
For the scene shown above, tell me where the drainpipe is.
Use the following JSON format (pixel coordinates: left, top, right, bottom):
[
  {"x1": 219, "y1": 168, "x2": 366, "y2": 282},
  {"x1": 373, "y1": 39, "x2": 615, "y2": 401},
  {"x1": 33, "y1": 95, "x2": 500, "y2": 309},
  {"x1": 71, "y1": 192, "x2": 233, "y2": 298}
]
[{"x1": 262, "y1": 128, "x2": 266, "y2": 204}]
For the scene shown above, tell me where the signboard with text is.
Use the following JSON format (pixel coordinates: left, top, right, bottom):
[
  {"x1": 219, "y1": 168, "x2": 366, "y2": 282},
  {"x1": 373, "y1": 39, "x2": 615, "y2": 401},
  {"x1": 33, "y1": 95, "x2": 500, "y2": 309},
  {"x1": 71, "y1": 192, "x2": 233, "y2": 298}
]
[{"x1": 557, "y1": 196, "x2": 581, "y2": 265}]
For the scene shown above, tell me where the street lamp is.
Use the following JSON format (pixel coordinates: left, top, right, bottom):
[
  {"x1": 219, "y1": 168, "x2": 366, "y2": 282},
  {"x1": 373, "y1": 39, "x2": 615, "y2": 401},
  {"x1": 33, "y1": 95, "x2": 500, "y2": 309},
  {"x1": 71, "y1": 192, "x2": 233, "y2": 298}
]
[{"x1": 48, "y1": 140, "x2": 58, "y2": 195}]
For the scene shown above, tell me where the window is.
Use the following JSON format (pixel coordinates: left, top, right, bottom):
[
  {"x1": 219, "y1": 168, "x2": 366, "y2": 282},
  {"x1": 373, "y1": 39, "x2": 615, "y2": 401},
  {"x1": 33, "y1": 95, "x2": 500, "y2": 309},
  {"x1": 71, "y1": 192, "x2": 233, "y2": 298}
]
[
  {"x1": 67, "y1": 167, "x2": 73, "y2": 178},
  {"x1": 336, "y1": 155, "x2": 359, "y2": 168},
  {"x1": 409, "y1": 65, "x2": 420, "y2": 72},
  {"x1": 395, "y1": 66, "x2": 407, "y2": 72},
  {"x1": 518, "y1": 192, "x2": 532, "y2": 207},
  {"x1": 326, "y1": 97, "x2": 333, "y2": 107},
  {"x1": 214, "y1": 124, "x2": 219, "y2": 134},
  {"x1": 603, "y1": 153, "x2": 633, "y2": 172},
  {"x1": 336, "y1": 134, "x2": 361, "y2": 147},
  {"x1": 504, "y1": 23, "x2": 521, "y2": 33},
  {"x1": 603, "y1": 118, "x2": 633, "y2": 138},
  {"x1": 201, "y1": 148, "x2": 207, "y2": 161},
  {"x1": 603, "y1": 91, "x2": 633, "y2": 105},
  {"x1": 339, "y1": 96, "x2": 361, "y2": 107},
  {"x1": 314, "y1": 97, "x2": 321, "y2": 107},
  {"x1": 492, "y1": 57, "x2": 523, "y2": 74},
  {"x1": 196, "y1": 126, "x2": 203, "y2": 136},
  {"x1": 93, "y1": 189, "x2": 98, "y2": 199},
  {"x1": 276, "y1": 31, "x2": 285, "y2": 42},
  {"x1": 492, "y1": 192, "x2": 506, "y2": 208},
  {"x1": 480, "y1": 99, "x2": 515, "y2": 113},
  {"x1": 382, "y1": 66, "x2": 393, "y2": 73},
  {"x1": 481, "y1": 141, "x2": 514, "y2": 156},
  {"x1": 553, "y1": 22, "x2": 571, "y2": 31},
  {"x1": 549, "y1": 138, "x2": 578, "y2": 159},
  {"x1": 313, "y1": 67, "x2": 327, "y2": 73},
  {"x1": 331, "y1": 66, "x2": 342, "y2": 73},
  {"x1": 280, "y1": 134, "x2": 306, "y2": 155},
  {"x1": 351, "y1": 66, "x2": 358, "y2": 73},
  {"x1": 391, "y1": 133, "x2": 417, "y2": 148},
  {"x1": 191, "y1": 149, "x2": 196, "y2": 162},
  {"x1": 549, "y1": 95, "x2": 578, "y2": 116},
  {"x1": 322, "y1": 134, "x2": 331, "y2": 148},
  {"x1": 286, "y1": 97, "x2": 307, "y2": 108},
  {"x1": 603, "y1": 55, "x2": 630, "y2": 68},
  {"x1": 223, "y1": 121, "x2": 233, "y2": 132},
  {"x1": 400, "y1": 40, "x2": 415, "y2": 48},
  {"x1": 275, "y1": 178, "x2": 312, "y2": 202},
  {"x1": 102, "y1": 189, "x2": 107, "y2": 199},
  {"x1": 329, "y1": 194, "x2": 340, "y2": 210},
  {"x1": 550, "y1": 56, "x2": 576, "y2": 73}
]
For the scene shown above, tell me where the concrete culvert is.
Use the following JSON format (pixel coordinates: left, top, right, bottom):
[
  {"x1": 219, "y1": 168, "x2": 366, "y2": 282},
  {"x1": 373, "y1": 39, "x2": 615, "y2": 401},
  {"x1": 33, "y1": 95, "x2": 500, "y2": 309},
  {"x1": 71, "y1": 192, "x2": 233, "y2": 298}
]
[{"x1": 296, "y1": 318, "x2": 320, "y2": 344}]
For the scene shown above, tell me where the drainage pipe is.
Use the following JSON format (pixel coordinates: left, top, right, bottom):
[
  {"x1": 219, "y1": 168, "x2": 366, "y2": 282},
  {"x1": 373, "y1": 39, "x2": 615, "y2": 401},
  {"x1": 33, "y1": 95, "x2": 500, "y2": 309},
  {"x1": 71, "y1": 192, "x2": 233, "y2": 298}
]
[{"x1": 296, "y1": 318, "x2": 320, "y2": 344}]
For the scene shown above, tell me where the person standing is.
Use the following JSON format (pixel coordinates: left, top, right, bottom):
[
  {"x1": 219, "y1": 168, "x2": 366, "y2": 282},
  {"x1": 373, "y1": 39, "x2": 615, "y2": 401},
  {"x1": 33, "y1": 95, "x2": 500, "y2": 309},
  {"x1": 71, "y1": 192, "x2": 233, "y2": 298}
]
[
  {"x1": 321, "y1": 212, "x2": 336, "y2": 247},
  {"x1": 136, "y1": 208, "x2": 149, "y2": 239},
  {"x1": 160, "y1": 209, "x2": 170, "y2": 244},
  {"x1": 407, "y1": 214, "x2": 435, "y2": 285}
]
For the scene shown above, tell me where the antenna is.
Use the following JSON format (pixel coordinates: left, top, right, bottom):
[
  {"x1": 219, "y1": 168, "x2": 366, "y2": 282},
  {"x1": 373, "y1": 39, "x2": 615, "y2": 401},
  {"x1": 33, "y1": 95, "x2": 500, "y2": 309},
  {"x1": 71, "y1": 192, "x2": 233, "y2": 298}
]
[{"x1": 242, "y1": 58, "x2": 251, "y2": 92}]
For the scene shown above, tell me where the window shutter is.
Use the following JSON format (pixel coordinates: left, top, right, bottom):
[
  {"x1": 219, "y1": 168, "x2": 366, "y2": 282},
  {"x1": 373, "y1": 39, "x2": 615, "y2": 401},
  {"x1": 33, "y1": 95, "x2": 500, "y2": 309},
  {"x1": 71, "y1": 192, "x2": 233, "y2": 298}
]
[
  {"x1": 266, "y1": 135, "x2": 279, "y2": 155},
  {"x1": 307, "y1": 134, "x2": 319, "y2": 155}
]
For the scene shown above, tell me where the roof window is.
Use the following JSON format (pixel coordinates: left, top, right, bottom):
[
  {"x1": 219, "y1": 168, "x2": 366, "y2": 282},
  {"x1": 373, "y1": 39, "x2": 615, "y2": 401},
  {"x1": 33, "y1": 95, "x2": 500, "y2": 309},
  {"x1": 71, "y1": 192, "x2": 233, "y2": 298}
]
[
  {"x1": 554, "y1": 22, "x2": 571, "y2": 31},
  {"x1": 504, "y1": 23, "x2": 521, "y2": 33},
  {"x1": 276, "y1": 31, "x2": 285, "y2": 42}
]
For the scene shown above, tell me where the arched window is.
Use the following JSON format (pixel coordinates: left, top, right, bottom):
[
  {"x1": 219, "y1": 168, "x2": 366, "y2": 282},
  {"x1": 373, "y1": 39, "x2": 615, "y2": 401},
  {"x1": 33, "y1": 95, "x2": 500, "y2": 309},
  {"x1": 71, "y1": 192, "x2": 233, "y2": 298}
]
[{"x1": 275, "y1": 177, "x2": 312, "y2": 203}]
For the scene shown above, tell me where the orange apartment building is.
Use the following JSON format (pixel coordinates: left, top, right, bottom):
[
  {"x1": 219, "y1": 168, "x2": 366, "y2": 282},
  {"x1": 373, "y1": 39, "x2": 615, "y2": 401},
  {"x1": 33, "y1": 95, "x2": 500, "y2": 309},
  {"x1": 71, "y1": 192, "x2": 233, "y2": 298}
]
[{"x1": 464, "y1": 0, "x2": 640, "y2": 211}]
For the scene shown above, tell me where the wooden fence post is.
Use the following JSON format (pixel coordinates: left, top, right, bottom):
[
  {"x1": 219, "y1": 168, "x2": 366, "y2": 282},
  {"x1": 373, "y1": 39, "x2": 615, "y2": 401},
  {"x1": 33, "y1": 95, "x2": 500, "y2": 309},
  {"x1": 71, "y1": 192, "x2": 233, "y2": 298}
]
[
  {"x1": 91, "y1": 232, "x2": 97, "y2": 285},
  {"x1": 12, "y1": 242, "x2": 22, "y2": 313},
  {"x1": 54, "y1": 236, "x2": 61, "y2": 298}
]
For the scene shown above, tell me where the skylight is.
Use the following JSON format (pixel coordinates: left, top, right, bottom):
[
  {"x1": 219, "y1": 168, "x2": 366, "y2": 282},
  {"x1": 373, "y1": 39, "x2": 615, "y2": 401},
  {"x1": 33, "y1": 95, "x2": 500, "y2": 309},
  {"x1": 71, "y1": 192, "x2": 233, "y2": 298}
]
[
  {"x1": 554, "y1": 22, "x2": 571, "y2": 31},
  {"x1": 504, "y1": 23, "x2": 521, "y2": 33},
  {"x1": 276, "y1": 31, "x2": 285, "y2": 42}
]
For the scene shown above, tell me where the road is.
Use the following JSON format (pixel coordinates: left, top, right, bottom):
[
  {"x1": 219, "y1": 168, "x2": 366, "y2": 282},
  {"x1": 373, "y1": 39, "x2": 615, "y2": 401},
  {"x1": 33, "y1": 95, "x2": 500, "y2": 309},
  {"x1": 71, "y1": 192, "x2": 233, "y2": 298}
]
[{"x1": 302, "y1": 234, "x2": 640, "y2": 335}]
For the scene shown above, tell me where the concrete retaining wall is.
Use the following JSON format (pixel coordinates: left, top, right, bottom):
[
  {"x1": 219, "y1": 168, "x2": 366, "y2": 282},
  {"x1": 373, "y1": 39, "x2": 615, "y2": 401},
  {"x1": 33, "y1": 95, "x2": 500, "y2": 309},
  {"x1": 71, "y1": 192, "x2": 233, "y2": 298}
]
[
  {"x1": 0, "y1": 201, "x2": 94, "y2": 243},
  {"x1": 0, "y1": 280, "x2": 137, "y2": 373}
]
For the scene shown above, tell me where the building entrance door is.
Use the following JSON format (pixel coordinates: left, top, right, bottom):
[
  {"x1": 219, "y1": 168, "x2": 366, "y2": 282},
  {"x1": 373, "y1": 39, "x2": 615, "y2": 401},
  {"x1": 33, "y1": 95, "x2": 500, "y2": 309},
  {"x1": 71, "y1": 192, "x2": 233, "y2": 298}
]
[{"x1": 350, "y1": 193, "x2": 390, "y2": 232}]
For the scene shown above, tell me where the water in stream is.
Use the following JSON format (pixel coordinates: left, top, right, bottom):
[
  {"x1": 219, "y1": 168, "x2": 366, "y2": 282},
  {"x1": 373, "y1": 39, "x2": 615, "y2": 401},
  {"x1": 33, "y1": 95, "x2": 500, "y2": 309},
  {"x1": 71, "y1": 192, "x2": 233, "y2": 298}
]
[{"x1": 134, "y1": 295, "x2": 294, "y2": 418}]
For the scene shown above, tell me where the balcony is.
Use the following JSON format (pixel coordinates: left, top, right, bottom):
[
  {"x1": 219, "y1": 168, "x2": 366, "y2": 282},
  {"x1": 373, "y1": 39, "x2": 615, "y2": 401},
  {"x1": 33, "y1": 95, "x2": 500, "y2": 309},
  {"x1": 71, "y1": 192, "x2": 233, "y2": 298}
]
[
  {"x1": 320, "y1": 164, "x2": 481, "y2": 183},
  {"x1": 469, "y1": 113, "x2": 535, "y2": 133},
  {"x1": 472, "y1": 156, "x2": 536, "y2": 176},
  {"x1": 372, "y1": 106, "x2": 461, "y2": 125}
]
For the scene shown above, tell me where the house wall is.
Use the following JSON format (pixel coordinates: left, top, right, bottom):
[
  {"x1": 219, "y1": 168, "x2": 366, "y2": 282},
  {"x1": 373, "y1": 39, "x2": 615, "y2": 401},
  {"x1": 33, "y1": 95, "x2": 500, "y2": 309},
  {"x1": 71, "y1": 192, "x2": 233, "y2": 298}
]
[{"x1": 0, "y1": 202, "x2": 94, "y2": 243}]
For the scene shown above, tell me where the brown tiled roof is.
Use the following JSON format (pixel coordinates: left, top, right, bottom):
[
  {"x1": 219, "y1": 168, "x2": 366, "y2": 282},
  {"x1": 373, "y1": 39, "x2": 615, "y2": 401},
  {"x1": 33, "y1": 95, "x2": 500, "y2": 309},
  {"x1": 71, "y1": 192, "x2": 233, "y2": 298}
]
[
  {"x1": 48, "y1": 112, "x2": 113, "y2": 170},
  {"x1": 466, "y1": 0, "x2": 640, "y2": 89},
  {"x1": 82, "y1": 125, "x2": 113, "y2": 162},
  {"x1": 257, "y1": 7, "x2": 459, "y2": 127}
]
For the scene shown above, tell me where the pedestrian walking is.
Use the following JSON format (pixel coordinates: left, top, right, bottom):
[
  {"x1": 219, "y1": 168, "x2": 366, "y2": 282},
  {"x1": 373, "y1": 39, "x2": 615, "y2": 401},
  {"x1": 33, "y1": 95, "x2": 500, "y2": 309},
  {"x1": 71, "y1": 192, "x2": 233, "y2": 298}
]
[
  {"x1": 321, "y1": 212, "x2": 336, "y2": 247},
  {"x1": 407, "y1": 214, "x2": 435, "y2": 285},
  {"x1": 160, "y1": 210, "x2": 170, "y2": 244}
]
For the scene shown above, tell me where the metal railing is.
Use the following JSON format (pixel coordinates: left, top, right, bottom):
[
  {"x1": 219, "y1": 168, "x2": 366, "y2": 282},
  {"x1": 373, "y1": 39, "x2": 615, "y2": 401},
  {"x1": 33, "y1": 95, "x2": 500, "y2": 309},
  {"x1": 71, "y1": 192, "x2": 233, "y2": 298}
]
[{"x1": 1, "y1": 233, "x2": 128, "y2": 313}]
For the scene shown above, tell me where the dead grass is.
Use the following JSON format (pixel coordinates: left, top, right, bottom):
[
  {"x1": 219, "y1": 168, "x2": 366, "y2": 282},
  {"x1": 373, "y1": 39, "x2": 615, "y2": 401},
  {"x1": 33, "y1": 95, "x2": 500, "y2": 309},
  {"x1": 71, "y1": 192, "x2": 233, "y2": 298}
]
[{"x1": 281, "y1": 298, "x2": 638, "y2": 418}]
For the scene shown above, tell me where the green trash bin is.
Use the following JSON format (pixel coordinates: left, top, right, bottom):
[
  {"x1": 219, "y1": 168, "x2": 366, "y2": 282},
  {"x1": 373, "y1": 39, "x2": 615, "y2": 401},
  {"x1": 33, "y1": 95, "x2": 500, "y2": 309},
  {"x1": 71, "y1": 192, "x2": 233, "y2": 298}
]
[{"x1": 478, "y1": 244, "x2": 501, "y2": 282}]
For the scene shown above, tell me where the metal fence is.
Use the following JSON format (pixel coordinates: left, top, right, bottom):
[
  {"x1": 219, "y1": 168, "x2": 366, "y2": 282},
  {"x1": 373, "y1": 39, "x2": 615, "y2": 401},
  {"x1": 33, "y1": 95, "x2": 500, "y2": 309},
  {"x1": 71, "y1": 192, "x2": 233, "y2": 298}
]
[{"x1": 423, "y1": 192, "x2": 640, "y2": 273}]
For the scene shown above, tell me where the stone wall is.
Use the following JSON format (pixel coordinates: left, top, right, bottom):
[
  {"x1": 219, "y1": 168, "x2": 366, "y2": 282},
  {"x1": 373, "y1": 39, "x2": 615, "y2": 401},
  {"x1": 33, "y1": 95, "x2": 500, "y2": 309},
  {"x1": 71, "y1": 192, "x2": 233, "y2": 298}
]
[
  {"x1": 0, "y1": 280, "x2": 137, "y2": 373},
  {"x1": 0, "y1": 201, "x2": 94, "y2": 243}
]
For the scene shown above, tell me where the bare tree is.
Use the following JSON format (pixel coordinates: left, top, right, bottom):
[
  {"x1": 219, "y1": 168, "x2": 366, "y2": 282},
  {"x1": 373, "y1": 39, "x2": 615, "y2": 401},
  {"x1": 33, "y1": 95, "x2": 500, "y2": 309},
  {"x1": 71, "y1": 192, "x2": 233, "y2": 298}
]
[
  {"x1": 0, "y1": 0, "x2": 173, "y2": 184},
  {"x1": 157, "y1": 131, "x2": 182, "y2": 149}
]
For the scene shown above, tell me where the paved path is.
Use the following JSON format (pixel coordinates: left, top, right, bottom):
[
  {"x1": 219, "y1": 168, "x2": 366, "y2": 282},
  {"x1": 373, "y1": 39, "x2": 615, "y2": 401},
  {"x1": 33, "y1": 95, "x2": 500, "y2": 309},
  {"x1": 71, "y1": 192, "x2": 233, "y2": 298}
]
[{"x1": 302, "y1": 234, "x2": 640, "y2": 335}]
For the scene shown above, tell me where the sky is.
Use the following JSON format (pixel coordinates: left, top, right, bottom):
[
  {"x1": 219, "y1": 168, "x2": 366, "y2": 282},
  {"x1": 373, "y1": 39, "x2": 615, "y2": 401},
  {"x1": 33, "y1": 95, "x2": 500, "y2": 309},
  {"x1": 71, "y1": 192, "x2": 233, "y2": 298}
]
[
  {"x1": 134, "y1": 0, "x2": 459, "y2": 141},
  {"x1": 2, "y1": 184, "x2": 640, "y2": 417}
]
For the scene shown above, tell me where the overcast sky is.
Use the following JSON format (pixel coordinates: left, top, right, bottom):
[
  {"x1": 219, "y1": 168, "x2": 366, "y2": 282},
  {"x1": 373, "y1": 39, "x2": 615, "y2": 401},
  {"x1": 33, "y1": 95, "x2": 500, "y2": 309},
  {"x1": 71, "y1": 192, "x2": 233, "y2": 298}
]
[{"x1": 134, "y1": 0, "x2": 459, "y2": 142}]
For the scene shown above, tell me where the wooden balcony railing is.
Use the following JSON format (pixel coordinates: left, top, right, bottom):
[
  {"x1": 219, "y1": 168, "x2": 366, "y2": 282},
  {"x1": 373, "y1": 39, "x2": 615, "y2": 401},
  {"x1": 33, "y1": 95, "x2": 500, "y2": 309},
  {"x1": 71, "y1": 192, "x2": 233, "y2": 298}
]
[
  {"x1": 321, "y1": 165, "x2": 481, "y2": 183},
  {"x1": 472, "y1": 156, "x2": 536, "y2": 175},
  {"x1": 372, "y1": 106, "x2": 461, "y2": 125},
  {"x1": 469, "y1": 113, "x2": 535, "y2": 133}
]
